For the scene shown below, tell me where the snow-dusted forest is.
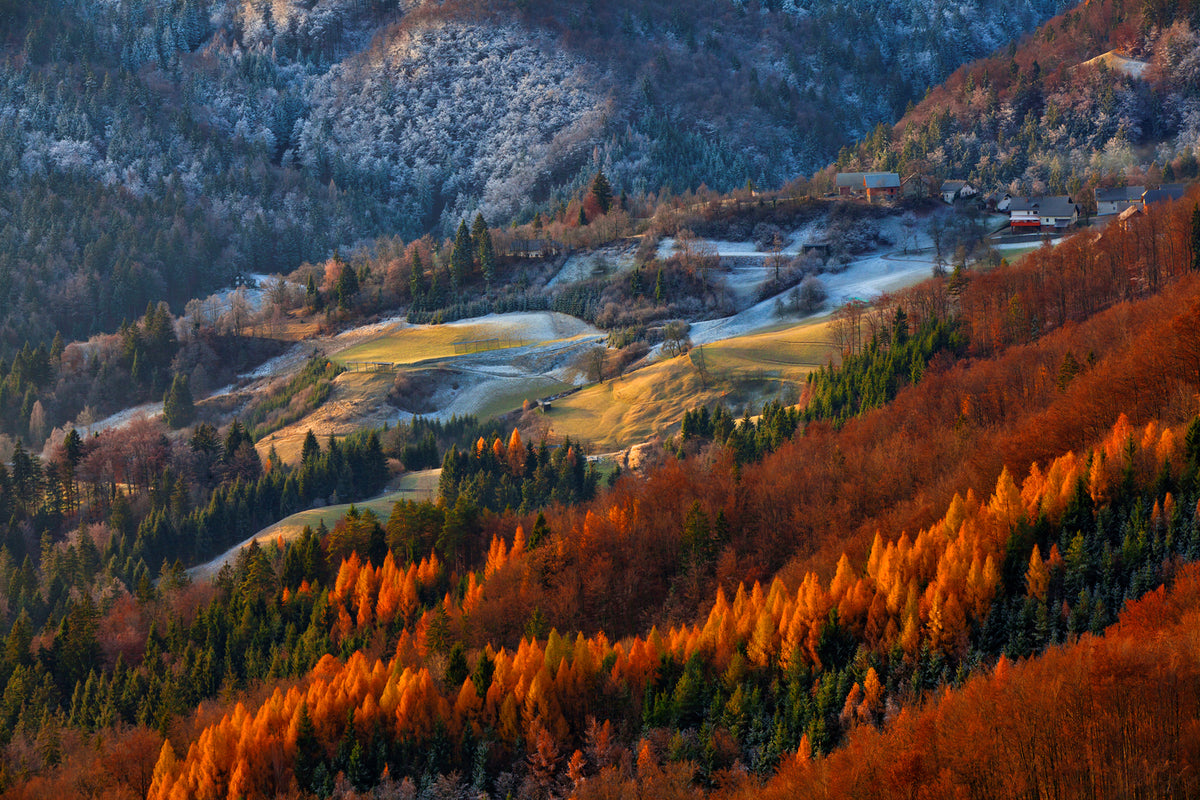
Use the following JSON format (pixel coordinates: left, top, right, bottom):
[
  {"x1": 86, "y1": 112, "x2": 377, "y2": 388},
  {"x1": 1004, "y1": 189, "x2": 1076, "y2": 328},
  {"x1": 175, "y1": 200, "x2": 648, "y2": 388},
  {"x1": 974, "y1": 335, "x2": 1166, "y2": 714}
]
[
  {"x1": 0, "y1": 0, "x2": 1071, "y2": 351},
  {"x1": 837, "y1": 5, "x2": 1200, "y2": 199}
]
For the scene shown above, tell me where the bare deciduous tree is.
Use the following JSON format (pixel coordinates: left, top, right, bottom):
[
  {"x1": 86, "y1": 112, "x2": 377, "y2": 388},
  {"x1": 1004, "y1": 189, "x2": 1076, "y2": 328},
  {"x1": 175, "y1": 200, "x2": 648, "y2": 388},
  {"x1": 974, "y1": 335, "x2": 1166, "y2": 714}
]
[
  {"x1": 833, "y1": 299, "x2": 868, "y2": 355},
  {"x1": 221, "y1": 288, "x2": 252, "y2": 337},
  {"x1": 663, "y1": 320, "x2": 692, "y2": 357}
]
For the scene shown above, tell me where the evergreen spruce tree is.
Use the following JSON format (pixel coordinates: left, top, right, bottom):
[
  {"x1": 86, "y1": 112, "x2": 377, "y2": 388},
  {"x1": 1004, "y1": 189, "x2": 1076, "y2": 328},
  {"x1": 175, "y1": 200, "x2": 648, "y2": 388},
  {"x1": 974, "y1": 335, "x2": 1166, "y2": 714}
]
[
  {"x1": 451, "y1": 221, "x2": 473, "y2": 289},
  {"x1": 529, "y1": 511, "x2": 550, "y2": 549},
  {"x1": 223, "y1": 420, "x2": 251, "y2": 461},
  {"x1": 301, "y1": 429, "x2": 321, "y2": 464},
  {"x1": 335, "y1": 253, "x2": 358, "y2": 310},
  {"x1": 305, "y1": 273, "x2": 323, "y2": 311},
  {"x1": 590, "y1": 170, "x2": 613, "y2": 214},
  {"x1": 63, "y1": 428, "x2": 82, "y2": 467},
  {"x1": 445, "y1": 643, "x2": 469, "y2": 688},
  {"x1": 480, "y1": 233, "x2": 496, "y2": 288},
  {"x1": 471, "y1": 213, "x2": 488, "y2": 255},
  {"x1": 409, "y1": 249, "x2": 424, "y2": 303},
  {"x1": 162, "y1": 374, "x2": 195, "y2": 429},
  {"x1": 294, "y1": 702, "x2": 322, "y2": 792},
  {"x1": 266, "y1": 444, "x2": 282, "y2": 473},
  {"x1": 130, "y1": 350, "x2": 144, "y2": 386},
  {"x1": 474, "y1": 214, "x2": 496, "y2": 288},
  {"x1": 892, "y1": 306, "x2": 909, "y2": 347},
  {"x1": 429, "y1": 269, "x2": 441, "y2": 306}
]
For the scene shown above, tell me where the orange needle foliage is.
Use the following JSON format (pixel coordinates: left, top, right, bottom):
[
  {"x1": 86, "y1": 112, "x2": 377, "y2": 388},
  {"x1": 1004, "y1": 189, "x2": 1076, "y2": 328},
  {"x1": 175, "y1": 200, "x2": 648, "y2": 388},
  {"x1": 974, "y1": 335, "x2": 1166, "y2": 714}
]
[
  {"x1": 150, "y1": 412, "x2": 1187, "y2": 799},
  {"x1": 737, "y1": 560, "x2": 1200, "y2": 800}
]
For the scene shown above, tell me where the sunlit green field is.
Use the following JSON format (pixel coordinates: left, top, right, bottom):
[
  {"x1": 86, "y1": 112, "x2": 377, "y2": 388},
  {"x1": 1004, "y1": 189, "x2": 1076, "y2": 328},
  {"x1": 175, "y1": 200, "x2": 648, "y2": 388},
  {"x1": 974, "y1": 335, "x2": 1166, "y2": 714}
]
[
  {"x1": 333, "y1": 322, "x2": 548, "y2": 366},
  {"x1": 546, "y1": 317, "x2": 839, "y2": 450}
]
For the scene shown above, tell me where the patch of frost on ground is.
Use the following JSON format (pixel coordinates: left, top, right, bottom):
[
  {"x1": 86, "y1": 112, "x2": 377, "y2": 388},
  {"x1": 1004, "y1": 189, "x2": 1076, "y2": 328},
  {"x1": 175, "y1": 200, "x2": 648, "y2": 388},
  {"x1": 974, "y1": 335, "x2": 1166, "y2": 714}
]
[
  {"x1": 75, "y1": 402, "x2": 161, "y2": 438},
  {"x1": 688, "y1": 246, "x2": 940, "y2": 347},
  {"x1": 547, "y1": 245, "x2": 638, "y2": 287},
  {"x1": 440, "y1": 311, "x2": 604, "y2": 342}
]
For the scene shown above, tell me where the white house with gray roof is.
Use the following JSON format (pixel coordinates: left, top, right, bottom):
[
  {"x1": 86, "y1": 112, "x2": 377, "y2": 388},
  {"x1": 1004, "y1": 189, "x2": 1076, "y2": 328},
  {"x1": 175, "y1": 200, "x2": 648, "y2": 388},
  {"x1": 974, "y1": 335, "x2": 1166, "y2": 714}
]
[
  {"x1": 940, "y1": 180, "x2": 977, "y2": 204},
  {"x1": 1095, "y1": 186, "x2": 1145, "y2": 216},
  {"x1": 1009, "y1": 196, "x2": 1080, "y2": 230}
]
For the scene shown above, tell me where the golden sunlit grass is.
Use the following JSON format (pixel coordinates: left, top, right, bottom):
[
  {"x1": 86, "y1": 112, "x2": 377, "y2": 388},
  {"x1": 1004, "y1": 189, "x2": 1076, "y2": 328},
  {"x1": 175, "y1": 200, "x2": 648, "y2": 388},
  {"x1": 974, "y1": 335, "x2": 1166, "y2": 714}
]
[
  {"x1": 547, "y1": 356, "x2": 715, "y2": 451},
  {"x1": 246, "y1": 309, "x2": 323, "y2": 341},
  {"x1": 700, "y1": 319, "x2": 840, "y2": 378},
  {"x1": 256, "y1": 372, "x2": 395, "y2": 465},
  {"x1": 469, "y1": 375, "x2": 574, "y2": 421},
  {"x1": 546, "y1": 317, "x2": 839, "y2": 450},
  {"x1": 333, "y1": 322, "x2": 546, "y2": 366},
  {"x1": 258, "y1": 314, "x2": 840, "y2": 459}
]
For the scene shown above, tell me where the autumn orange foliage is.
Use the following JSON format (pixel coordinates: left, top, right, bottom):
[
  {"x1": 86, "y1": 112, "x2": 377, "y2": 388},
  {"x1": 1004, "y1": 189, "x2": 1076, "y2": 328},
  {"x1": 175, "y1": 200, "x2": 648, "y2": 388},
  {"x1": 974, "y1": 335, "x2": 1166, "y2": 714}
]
[
  {"x1": 736, "y1": 560, "x2": 1200, "y2": 800},
  {"x1": 148, "y1": 411, "x2": 1189, "y2": 799}
]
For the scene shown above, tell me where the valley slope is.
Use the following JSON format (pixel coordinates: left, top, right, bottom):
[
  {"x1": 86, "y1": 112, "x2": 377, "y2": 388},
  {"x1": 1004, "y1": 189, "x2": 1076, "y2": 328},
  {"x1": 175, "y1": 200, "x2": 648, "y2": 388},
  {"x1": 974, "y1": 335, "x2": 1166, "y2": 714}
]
[
  {"x1": 0, "y1": 0, "x2": 1069, "y2": 352},
  {"x1": 4, "y1": 1, "x2": 1200, "y2": 798}
]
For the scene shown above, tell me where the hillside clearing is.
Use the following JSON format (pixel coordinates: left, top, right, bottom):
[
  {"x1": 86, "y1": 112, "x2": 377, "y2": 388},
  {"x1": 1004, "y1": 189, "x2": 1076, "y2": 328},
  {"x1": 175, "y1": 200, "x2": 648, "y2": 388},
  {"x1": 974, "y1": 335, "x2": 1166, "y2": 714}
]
[
  {"x1": 545, "y1": 316, "x2": 839, "y2": 450},
  {"x1": 255, "y1": 231, "x2": 938, "y2": 457},
  {"x1": 331, "y1": 312, "x2": 602, "y2": 366},
  {"x1": 188, "y1": 469, "x2": 441, "y2": 580}
]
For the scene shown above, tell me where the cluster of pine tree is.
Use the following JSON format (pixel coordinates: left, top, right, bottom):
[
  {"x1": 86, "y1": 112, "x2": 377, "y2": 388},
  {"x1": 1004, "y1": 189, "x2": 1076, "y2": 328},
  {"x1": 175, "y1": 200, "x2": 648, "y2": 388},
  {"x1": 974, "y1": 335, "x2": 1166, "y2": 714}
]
[
  {"x1": 0, "y1": 302, "x2": 179, "y2": 445},
  {"x1": 803, "y1": 309, "x2": 964, "y2": 425},
  {"x1": 127, "y1": 412, "x2": 1200, "y2": 799},
  {"x1": 407, "y1": 214, "x2": 497, "y2": 316},
  {"x1": 678, "y1": 401, "x2": 802, "y2": 464},
  {"x1": 438, "y1": 431, "x2": 598, "y2": 513},
  {"x1": 384, "y1": 415, "x2": 509, "y2": 473},
  {"x1": 0, "y1": 422, "x2": 390, "y2": 750}
]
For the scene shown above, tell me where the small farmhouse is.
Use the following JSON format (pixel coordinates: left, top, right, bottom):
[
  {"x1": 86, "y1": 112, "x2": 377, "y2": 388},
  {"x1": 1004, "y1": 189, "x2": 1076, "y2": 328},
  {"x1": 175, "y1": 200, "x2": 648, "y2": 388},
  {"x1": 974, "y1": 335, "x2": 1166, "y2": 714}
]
[
  {"x1": 940, "y1": 180, "x2": 977, "y2": 204},
  {"x1": 1116, "y1": 204, "x2": 1142, "y2": 231},
  {"x1": 837, "y1": 172, "x2": 901, "y2": 202},
  {"x1": 862, "y1": 172, "x2": 901, "y2": 202},
  {"x1": 1095, "y1": 186, "x2": 1145, "y2": 216},
  {"x1": 980, "y1": 191, "x2": 1012, "y2": 211},
  {"x1": 835, "y1": 173, "x2": 865, "y2": 196},
  {"x1": 1009, "y1": 196, "x2": 1079, "y2": 230},
  {"x1": 1143, "y1": 184, "x2": 1188, "y2": 205}
]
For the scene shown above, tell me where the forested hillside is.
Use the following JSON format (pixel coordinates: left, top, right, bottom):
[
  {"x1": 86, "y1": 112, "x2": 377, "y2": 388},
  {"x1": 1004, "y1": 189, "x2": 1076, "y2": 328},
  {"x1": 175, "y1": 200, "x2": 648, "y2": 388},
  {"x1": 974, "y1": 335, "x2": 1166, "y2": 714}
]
[
  {"x1": 1, "y1": 170, "x2": 1197, "y2": 796},
  {"x1": 8, "y1": 0, "x2": 1200, "y2": 797},
  {"x1": 0, "y1": 0, "x2": 1070, "y2": 354},
  {"x1": 837, "y1": 0, "x2": 1200, "y2": 200}
]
